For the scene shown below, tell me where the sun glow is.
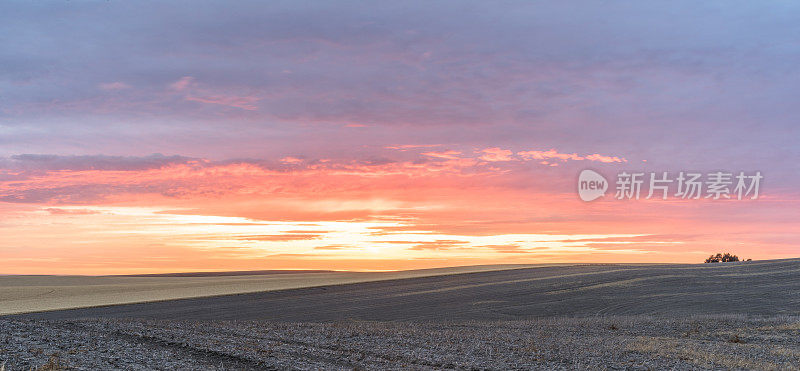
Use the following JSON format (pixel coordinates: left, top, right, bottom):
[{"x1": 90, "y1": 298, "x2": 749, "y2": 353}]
[{"x1": 0, "y1": 205, "x2": 656, "y2": 274}]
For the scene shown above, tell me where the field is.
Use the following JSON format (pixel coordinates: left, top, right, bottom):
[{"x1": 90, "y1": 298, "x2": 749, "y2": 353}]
[
  {"x1": 2, "y1": 259, "x2": 800, "y2": 369},
  {"x1": 2, "y1": 316, "x2": 799, "y2": 370},
  {"x1": 0, "y1": 264, "x2": 543, "y2": 316}
]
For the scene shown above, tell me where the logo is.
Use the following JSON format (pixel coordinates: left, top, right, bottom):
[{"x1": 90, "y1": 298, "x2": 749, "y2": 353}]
[
  {"x1": 578, "y1": 169, "x2": 608, "y2": 201},
  {"x1": 577, "y1": 170, "x2": 762, "y2": 201}
]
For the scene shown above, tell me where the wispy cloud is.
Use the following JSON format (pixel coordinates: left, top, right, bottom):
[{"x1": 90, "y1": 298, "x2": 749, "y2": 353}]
[
  {"x1": 517, "y1": 150, "x2": 584, "y2": 162},
  {"x1": 185, "y1": 94, "x2": 260, "y2": 110},
  {"x1": 169, "y1": 76, "x2": 195, "y2": 91},
  {"x1": 421, "y1": 150, "x2": 462, "y2": 160},
  {"x1": 585, "y1": 154, "x2": 627, "y2": 163},
  {"x1": 98, "y1": 82, "x2": 131, "y2": 90}
]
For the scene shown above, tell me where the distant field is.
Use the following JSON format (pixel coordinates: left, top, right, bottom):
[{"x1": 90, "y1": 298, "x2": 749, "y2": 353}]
[
  {"x1": 8, "y1": 258, "x2": 800, "y2": 321},
  {"x1": 0, "y1": 264, "x2": 546, "y2": 316}
]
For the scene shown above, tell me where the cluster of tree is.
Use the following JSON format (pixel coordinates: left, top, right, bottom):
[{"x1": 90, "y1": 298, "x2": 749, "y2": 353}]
[{"x1": 704, "y1": 253, "x2": 751, "y2": 263}]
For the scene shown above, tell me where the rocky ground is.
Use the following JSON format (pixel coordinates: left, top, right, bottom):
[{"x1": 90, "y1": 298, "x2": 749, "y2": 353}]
[{"x1": 1, "y1": 315, "x2": 798, "y2": 370}]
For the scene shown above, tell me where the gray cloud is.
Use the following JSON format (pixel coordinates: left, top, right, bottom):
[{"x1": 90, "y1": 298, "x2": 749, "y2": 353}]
[
  {"x1": 0, "y1": 1, "x2": 798, "y2": 185},
  {"x1": 1, "y1": 154, "x2": 197, "y2": 172}
]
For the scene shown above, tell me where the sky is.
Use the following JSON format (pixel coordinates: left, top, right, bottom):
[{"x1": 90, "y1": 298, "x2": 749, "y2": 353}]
[{"x1": 1, "y1": 1, "x2": 799, "y2": 274}]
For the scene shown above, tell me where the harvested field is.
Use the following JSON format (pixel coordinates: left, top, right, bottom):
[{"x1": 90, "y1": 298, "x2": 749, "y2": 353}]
[
  {"x1": 1, "y1": 315, "x2": 798, "y2": 370},
  {"x1": 9, "y1": 259, "x2": 800, "y2": 321},
  {"x1": 0, "y1": 264, "x2": 544, "y2": 316}
]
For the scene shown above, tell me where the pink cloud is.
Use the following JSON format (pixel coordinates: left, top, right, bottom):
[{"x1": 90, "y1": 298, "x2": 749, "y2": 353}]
[
  {"x1": 168, "y1": 76, "x2": 261, "y2": 110},
  {"x1": 0, "y1": 154, "x2": 500, "y2": 204},
  {"x1": 478, "y1": 147, "x2": 514, "y2": 162},
  {"x1": 386, "y1": 144, "x2": 441, "y2": 150},
  {"x1": 169, "y1": 76, "x2": 195, "y2": 91}
]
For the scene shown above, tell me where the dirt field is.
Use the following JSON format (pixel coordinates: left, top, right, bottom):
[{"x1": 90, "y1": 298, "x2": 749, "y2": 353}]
[
  {"x1": 0, "y1": 264, "x2": 544, "y2": 316},
  {"x1": 10, "y1": 259, "x2": 800, "y2": 321},
  {"x1": 2, "y1": 315, "x2": 798, "y2": 370}
]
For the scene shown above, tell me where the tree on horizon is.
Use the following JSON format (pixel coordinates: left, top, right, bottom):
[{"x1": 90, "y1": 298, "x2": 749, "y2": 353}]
[{"x1": 704, "y1": 253, "x2": 740, "y2": 263}]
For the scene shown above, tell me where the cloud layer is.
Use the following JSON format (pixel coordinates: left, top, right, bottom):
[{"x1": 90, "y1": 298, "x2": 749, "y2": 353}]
[{"x1": 1, "y1": 1, "x2": 799, "y2": 272}]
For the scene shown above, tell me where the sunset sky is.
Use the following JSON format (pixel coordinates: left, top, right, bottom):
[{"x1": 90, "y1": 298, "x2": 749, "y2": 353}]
[{"x1": 1, "y1": 1, "x2": 799, "y2": 274}]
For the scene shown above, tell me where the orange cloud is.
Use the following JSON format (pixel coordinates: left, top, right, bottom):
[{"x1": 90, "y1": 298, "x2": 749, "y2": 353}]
[
  {"x1": 478, "y1": 147, "x2": 515, "y2": 162},
  {"x1": 236, "y1": 234, "x2": 323, "y2": 241},
  {"x1": 44, "y1": 207, "x2": 101, "y2": 215},
  {"x1": 585, "y1": 153, "x2": 627, "y2": 163},
  {"x1": 280, "y1": 156, "x2": 304, "y2": 164},
  {"x1": 409, "y1": 240, "x2": 470, "y2": 251}
]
